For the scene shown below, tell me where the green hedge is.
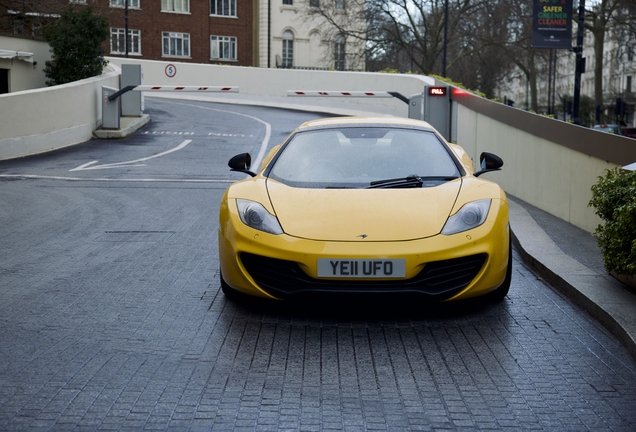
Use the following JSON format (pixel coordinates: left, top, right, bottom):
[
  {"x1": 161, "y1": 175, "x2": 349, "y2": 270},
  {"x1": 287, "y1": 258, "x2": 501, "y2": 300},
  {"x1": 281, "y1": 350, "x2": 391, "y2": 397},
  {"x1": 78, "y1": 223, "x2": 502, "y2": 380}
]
[{"x1": 589, "y1": 167, "x2": 636, "y2": 277}]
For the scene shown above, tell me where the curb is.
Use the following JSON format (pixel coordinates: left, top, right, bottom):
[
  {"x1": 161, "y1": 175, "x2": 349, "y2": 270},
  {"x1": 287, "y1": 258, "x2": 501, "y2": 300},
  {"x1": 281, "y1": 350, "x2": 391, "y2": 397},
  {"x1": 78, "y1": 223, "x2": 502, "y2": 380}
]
[
  {"x1": 93, "y1": 114, "x2": 151, "y2": 139},
  {"x1": 509, "y1": 200, "x2": 636, "y2": 362}
]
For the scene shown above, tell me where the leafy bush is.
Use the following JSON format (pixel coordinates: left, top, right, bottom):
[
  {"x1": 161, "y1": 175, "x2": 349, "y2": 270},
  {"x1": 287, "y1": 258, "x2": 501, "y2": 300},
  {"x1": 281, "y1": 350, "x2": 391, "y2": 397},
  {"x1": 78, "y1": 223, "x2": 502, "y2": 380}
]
[
  {"x1": 589, "y1": 167, "x2": 636, "y2": 276},
  {"x1": 42, "y1": 6, "x2": 109, "y2": 86}
]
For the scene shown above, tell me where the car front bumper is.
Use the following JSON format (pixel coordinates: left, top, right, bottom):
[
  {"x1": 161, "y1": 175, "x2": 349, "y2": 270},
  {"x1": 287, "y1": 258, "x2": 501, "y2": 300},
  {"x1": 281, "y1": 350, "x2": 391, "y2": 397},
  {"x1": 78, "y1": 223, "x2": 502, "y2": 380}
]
[{"x1": 219, "y1": 198, "x2": 510, "y2": 301}]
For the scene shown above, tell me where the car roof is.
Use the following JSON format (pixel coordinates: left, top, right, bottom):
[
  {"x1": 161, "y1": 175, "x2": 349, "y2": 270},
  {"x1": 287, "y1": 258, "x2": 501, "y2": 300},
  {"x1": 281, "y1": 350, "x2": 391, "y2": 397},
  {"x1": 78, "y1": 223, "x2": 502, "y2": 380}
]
[{"x1": 296, "y1": 116, "x2": 438, "y2": 132}]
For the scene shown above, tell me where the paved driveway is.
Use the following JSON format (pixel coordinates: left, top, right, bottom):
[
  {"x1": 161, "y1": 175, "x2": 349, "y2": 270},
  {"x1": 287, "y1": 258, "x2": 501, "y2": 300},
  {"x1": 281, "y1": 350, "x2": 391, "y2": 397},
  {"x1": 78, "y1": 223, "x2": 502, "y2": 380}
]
[{"x1": 1, "y1": 98, "x2": 635, "y2": 431}]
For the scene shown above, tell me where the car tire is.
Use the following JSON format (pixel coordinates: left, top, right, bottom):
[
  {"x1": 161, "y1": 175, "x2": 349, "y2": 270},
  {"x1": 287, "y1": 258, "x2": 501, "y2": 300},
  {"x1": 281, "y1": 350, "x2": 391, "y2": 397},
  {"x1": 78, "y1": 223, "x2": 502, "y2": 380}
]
[
  {"x1": 220, "y1": 270, "x2": 239, "y2": 300},
  {"x1": 489, "y1": 233, "x2": 512, "y2": 302}
]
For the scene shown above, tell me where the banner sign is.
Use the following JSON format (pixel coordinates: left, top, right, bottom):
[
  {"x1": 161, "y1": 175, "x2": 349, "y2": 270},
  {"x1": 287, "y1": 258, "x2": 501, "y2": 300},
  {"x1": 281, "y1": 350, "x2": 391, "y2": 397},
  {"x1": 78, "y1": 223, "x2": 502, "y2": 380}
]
[{"x1": 532, "y1": 0, "x2": 573, "y2": 49}]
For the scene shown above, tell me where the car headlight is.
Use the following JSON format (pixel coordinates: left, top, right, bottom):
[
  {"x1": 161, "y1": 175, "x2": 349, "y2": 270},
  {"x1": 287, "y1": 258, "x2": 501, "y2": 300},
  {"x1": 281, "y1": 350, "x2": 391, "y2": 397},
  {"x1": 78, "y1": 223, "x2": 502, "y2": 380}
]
[
  {"x1": 236, "y1": 199, "x2": 283, "y2": 235},
  {"x1": 441, "y1": 199, "x2": 491, "y2": 235}
]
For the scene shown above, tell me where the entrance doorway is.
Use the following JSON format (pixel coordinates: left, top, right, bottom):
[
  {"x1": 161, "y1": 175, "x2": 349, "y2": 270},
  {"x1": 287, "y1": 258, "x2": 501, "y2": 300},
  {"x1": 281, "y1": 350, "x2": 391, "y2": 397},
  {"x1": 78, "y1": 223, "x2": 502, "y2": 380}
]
[{"x1": 0, "y1": 69, "x2": 8, "y2": 94}]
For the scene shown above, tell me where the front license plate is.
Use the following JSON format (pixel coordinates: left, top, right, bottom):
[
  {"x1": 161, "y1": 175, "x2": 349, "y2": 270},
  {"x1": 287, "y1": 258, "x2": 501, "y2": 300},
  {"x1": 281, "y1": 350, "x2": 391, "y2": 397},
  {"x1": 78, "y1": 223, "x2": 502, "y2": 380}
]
[{"x1": 317, "y1": 258, "x2": 406, "y2": 278}]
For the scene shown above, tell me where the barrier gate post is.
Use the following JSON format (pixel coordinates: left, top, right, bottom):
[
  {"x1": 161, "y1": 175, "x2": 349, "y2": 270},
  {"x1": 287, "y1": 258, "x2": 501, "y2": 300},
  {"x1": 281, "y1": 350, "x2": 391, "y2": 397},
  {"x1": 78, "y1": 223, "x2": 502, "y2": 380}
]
[
  {"x1": 121, "y1": 64, "x2": 143, "y2": 116},
  {"x1": 423, "y1": 86, "x2": 450, "y2": 141},
  {"x1": 408, "y1": 93, "x2": 424, "y2": 120},
  {"x1": 101, "y1": 86, "x2": 120, "y2": 130}
]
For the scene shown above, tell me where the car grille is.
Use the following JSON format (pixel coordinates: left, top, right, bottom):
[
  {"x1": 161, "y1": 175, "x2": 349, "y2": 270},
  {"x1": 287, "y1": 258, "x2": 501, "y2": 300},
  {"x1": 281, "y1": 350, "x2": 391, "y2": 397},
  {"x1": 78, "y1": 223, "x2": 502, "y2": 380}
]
[{"x1": 240, "y1": 252, "x2": 487, "y2": 300}]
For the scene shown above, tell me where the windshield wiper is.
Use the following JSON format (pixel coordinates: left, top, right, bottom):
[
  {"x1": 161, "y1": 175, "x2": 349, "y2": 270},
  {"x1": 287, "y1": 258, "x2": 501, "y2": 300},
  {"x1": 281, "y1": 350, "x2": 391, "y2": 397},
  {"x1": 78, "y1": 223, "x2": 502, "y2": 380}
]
[{"x1": 366, "y1": 175, "x2": 458, "y2": 189}]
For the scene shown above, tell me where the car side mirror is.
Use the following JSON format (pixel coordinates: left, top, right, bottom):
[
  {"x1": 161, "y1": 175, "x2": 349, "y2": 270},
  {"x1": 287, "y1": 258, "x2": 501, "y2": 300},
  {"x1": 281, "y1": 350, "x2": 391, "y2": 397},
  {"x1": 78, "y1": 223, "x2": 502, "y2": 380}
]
[
  {"x1": 228, "y1": 153, "x2": 257, "y2": 177},
  {"x1": 473, "y1": 152, "x2": 503, "y2": 177}
]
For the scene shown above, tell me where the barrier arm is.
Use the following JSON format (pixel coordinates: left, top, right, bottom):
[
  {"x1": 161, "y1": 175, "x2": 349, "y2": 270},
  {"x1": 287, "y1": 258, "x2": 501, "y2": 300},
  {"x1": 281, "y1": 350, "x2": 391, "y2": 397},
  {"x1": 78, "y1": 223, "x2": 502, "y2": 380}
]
[
  {"x1": 108, "y1": 85, "x2": 240, "y2": 102},
  {"x1": 102, "y1": 85, "x2": 240, "y2": 130},
  {"x1": 287, "y1": 90, "x2": 408, "y2": 104}
]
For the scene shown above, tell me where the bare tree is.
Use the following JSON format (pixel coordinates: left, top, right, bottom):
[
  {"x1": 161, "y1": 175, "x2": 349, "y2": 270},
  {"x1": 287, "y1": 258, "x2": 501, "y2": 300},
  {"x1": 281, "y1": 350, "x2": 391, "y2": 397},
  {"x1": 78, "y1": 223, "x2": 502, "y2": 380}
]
[
  {"x1": 584, "y1": 0, "x2": 623, "y2": 109},
  {"x1": 446, "y1": 0, "x2": 517, "y2": 98},
  {"x1": 308, "y1": 0, "x2": 490, "y2": 75}
]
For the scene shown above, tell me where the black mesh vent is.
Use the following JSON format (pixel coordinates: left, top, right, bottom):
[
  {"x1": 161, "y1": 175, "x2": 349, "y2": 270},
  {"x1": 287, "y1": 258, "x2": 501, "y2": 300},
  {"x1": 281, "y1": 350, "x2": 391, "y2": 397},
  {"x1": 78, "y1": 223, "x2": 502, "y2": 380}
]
[{"x1": 240, "y1": 252, "x2": 487, "y2": 300}]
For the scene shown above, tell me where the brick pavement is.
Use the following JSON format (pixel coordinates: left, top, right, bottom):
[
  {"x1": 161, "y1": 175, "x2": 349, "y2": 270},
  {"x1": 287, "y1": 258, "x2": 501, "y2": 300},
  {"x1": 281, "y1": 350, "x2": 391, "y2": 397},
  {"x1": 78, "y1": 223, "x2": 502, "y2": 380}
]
[
  {"x1": 1, "y1": 100, "x2": 636, "y2": 431},
  {"x1": 0, "y1": 178, "x2": 635, "y2": 431}
]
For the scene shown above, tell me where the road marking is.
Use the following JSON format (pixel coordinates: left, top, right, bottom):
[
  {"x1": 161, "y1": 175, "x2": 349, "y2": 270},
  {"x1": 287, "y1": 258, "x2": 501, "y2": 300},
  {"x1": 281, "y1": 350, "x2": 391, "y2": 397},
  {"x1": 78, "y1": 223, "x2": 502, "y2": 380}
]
[
  {"x1": 70, "y1": 140, "x2": 192, "y2": 171},
  {"x1": 161, "y1": 101, "x2": 272, "y2": 172},
  {"x1": 0, "y1": 174, "x2": 235, "y2": 183},
  {"x1": 140, "y1": 131, "x2": 196, "y2": 135},
  {"x1": 70, "y1": 102, "x2": 271, "y2": 174}
]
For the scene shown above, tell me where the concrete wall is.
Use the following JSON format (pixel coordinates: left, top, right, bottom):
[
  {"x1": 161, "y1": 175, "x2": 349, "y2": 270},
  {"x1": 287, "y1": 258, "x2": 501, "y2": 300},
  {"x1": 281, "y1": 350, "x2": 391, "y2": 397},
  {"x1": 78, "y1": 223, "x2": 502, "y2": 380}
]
[
  {"x1": 0, "y1": 36, "x2": 51, "y2": 91},
  {"x1": 4, "y1": 55, "x2": 636, "y2": 234},
  {"x1": 0, "y1": 63, "x2": 120, "y2": 160},
  {"x1": 448, "y1": 84, "x2": 636, "y2": 233},
  {"x1": 107, "y1": 57, "x2": 431, "y2": 116},
  {"x1": 456, "y1": 107, "x2": 616, "y2": 232}
]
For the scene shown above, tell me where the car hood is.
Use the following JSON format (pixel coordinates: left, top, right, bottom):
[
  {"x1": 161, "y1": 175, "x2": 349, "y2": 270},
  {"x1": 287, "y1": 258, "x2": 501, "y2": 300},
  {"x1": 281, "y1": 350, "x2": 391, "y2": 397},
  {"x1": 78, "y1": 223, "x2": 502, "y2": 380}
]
[{"x1": 266, "y1": 179, "x2": 462, "y2": 241}]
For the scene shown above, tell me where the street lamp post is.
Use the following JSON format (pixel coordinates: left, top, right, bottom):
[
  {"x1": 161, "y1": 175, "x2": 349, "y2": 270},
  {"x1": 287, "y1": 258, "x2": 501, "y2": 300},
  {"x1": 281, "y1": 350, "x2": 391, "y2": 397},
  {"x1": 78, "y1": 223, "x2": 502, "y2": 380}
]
[
  {"x1": 442, "y1": 0, "x2": 449, "y2": 77},
  {"x1": 572, "y1": 0, "x2": 585, "y2": 124},
  {"x1": 124, "y1": 0, "x2": 129, "y2": 58}
]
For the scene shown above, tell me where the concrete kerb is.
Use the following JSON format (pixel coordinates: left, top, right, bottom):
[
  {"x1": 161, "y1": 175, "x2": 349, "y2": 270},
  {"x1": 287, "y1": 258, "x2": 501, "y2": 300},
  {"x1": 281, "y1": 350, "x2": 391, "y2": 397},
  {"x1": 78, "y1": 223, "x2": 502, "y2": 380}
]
[
  {"x1": 93, "y1": 114, "x2": 151, "y2": 139},
  {"x1": 509, "y1": 199, "x2": 636, "y2": 361}
]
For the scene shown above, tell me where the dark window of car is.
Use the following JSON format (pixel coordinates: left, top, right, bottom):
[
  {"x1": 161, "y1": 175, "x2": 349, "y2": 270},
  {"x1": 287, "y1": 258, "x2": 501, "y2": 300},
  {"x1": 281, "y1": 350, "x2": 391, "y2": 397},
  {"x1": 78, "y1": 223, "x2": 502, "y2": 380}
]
[{"x1": 267, "y1": 127, "x2": 462, "y2": 188}]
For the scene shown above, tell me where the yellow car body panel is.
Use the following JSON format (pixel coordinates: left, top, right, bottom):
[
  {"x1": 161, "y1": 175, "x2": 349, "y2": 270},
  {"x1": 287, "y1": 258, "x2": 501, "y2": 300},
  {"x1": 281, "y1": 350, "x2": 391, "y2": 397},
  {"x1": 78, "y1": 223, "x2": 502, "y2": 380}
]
[
  {"x1": 219, "y1": 116, "x2": 510, "y2": 302},
  {"x1": 265, "y1": 179, "x2": 462, "y2": 241}
]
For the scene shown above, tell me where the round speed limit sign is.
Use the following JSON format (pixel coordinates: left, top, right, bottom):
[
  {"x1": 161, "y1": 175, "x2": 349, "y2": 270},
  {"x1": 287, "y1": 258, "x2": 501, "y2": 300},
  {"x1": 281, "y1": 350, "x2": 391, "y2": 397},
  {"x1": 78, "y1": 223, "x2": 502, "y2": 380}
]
[{"x1": 165, "y1": 64, "x2": 177, "y2": 78}]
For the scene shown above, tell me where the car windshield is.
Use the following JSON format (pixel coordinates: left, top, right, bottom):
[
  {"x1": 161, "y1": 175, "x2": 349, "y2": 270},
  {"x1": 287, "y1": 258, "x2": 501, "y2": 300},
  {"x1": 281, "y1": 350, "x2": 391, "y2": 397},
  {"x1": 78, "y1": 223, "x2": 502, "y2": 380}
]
[{"x1": 267, "y1": 127, "x2": 462, "y2": 188}]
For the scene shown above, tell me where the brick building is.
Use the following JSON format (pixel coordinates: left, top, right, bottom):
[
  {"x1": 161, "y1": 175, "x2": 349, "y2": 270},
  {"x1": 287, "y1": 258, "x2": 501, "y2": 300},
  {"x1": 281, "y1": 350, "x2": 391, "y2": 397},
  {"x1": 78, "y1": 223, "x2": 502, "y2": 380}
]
[
  {"x1": 102, "y1": 0, "x2": 256, "y2": 66},
  {"x1": 0, "y1": 0, "x2": 256, "y2": 66}
]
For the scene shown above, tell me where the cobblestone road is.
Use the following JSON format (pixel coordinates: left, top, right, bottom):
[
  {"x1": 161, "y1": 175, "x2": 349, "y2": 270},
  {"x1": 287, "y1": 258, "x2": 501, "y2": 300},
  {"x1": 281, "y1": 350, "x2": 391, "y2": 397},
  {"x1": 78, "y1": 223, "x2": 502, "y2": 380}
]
[{"x1": 1, "y1": 100, "x2": 635, "y2": 431}]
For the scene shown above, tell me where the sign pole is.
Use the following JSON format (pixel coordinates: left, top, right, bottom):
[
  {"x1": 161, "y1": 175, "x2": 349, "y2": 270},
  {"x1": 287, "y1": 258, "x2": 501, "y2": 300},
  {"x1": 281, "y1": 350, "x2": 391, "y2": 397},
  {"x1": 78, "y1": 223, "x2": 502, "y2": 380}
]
[{"x1": 572, "y1": 0, "x2": 585, "y2": 125}]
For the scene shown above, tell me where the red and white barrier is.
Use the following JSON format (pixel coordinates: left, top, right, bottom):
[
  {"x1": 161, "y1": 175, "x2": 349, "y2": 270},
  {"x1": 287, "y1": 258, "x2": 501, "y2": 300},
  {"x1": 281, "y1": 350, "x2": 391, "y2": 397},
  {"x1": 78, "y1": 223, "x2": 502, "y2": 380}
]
[
  {"x1": 134, "y1": 85, "x2": 239, "y2": 93},
  {"x1": 288, "y1": 90, "x2": 394, "y2": 98}
]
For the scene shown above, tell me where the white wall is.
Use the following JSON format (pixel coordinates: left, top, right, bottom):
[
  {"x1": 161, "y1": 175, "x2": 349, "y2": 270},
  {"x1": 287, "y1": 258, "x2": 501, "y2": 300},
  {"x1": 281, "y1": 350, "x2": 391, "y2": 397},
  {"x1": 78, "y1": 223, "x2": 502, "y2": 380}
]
[
  {"x1": 0, "y1": 63, "x2": 120, "y2": 160},
  {"x1": 0, "y1": 36, "x2": 51, "y2": 91},
  {"x1": 456, "y1": 105, "x2": 616, "y2": 232},
  {"x1": 108, "y1": 57, "x2": 432, "y2": 116}
]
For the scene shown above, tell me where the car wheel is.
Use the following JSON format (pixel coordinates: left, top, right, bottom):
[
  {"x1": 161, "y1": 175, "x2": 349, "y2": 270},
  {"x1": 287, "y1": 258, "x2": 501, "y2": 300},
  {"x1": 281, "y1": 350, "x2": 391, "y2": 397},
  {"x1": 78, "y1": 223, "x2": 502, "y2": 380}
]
[
  {"x1": 488, "y1": 233, "x2": 512, "y2": 302},
  {"x1": 220, "y1": 270, "x2": 239, "y2": 299}
]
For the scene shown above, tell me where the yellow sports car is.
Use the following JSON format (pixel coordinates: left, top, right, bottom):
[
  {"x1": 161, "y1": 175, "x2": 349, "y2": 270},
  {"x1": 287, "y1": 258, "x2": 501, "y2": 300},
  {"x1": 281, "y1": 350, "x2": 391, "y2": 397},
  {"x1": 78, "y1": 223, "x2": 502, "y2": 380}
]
[{"x1": 218, "y1": 117, "x2": 511, "y2": 302}]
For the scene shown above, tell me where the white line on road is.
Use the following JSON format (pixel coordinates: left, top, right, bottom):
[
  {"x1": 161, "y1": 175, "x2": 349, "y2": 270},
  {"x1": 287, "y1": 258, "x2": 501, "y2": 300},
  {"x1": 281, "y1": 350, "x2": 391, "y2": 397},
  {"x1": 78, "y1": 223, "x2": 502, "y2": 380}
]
[
  {"x1": 161, "y1": 101, "x2": 272, "y2": 172},
  {"x1": 0, "y1": 174, "x2": 235, "y2": 183},
  {"x1": 69, "y1": 102, "x2": 271, "y2": 174},
  {"x1": 70, "y1": 140, "x2": 193, "y2": 171}
]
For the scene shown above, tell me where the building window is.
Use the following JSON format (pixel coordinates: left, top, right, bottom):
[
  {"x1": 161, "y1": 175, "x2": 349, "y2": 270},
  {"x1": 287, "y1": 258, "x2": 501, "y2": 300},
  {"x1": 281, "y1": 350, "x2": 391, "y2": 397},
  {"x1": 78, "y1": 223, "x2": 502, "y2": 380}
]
[
  {"x1": 162, "y1": 0, "x2": 189, "y2": 12},
  {"x1": 283, "y1": 0, "x2": 293, "y2": 4},
  {"x1": 211, "y1": 36, "x2": 237, "y2": 60},
  {"x1": 628, "y1": 76, "x2": 633, "y2": 93},
  {"x1": 334, "y1": 34, "x2": 345, "y2": 71},
  {"x1": 282, "y1": 30, "x2": 294, "y2": 68},
  {"x1": 335, "y1": 0, "x2": 344, "y2": 10},
  {"x1": 162, "y1": 32, "x2": 190, "y2": 57},
  {"x1": 110, "y1": 0, "x2": 140, "y2": 7},
  {"x1": 210, "y1": 0, "x2": 236, "y2": 17},
  {"x1": 310, "y1": 0, "x2": 319, "y2": 6},
  {"x1": 111, "y1": 28, "x2": 141, "y2": 55}
]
